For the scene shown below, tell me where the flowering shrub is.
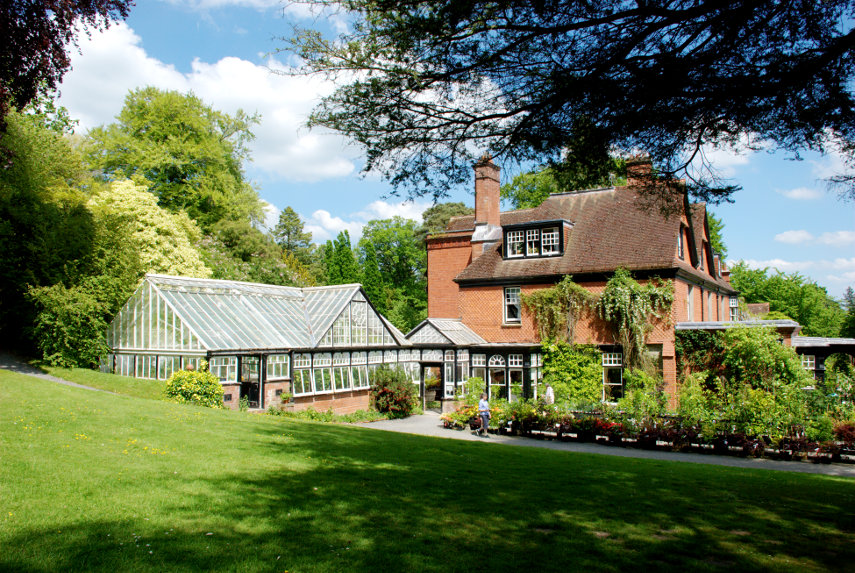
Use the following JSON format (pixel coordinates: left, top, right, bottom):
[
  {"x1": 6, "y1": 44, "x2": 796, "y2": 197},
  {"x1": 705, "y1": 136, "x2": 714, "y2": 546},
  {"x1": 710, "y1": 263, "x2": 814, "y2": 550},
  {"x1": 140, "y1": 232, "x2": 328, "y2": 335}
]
[
  {"x1": 163, "y1": 365, "x2": 223, "y2": 408},
  {"x1": 369, "y1": 366, "x2": 417, "y2": 418}
]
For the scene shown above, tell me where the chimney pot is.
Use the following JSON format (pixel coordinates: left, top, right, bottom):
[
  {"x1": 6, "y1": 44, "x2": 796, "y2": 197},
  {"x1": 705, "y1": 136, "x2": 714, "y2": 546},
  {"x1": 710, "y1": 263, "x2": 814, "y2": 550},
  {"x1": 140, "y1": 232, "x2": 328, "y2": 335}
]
[{"x1": 474, "y1": 155, "x2": 501, "y2": 228}]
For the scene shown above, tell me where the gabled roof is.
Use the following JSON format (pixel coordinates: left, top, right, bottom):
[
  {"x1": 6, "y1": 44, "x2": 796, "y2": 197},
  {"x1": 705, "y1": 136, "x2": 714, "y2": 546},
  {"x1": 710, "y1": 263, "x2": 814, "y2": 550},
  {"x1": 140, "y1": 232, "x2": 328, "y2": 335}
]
[
  {"x1": 406, "y1": 318, "x2": 487, "y2": 346},
  {"x1": 133, "y1": 274, "x2": 402, "y2": 351},
  {"x1": 447, "y1": 187, "x2": 734, "y2": 291}
]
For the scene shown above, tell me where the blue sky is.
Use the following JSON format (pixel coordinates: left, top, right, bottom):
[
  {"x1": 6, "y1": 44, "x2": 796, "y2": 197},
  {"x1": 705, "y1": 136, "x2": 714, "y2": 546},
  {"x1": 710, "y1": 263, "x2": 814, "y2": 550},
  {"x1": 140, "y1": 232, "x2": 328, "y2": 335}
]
[{"x1": 56, "y1": 0, "x2": 854, "y2": 299}]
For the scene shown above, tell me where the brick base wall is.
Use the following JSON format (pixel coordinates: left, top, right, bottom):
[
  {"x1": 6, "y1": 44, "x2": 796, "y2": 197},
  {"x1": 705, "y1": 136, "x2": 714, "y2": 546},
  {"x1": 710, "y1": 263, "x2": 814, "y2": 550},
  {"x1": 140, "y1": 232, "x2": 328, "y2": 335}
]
[
  {"x1": 222, "y1": 383, "x2": 240, "y2": 409},
  {"x1": 292, "y1": 390, "x2": 371, "y2": 415}
]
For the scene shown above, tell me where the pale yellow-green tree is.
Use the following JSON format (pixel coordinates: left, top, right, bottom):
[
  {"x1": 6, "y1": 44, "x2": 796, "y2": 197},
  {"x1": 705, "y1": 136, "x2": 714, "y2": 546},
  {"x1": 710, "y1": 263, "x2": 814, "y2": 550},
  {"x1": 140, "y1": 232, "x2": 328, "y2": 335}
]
[{"x1": 88, "y1": 180, "x2": 212, "y2": 278}]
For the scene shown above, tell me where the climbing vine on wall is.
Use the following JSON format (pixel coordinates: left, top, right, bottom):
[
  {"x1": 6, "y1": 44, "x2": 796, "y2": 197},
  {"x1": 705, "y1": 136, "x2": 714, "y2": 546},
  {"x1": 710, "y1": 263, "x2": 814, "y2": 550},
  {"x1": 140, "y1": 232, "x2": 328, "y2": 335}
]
[
  {"x1": 521, "y1": 275, "x2": 597, "y2": 342},
  {"x1": 597, "y1": 268, "x2": 674, "y2": 370}
]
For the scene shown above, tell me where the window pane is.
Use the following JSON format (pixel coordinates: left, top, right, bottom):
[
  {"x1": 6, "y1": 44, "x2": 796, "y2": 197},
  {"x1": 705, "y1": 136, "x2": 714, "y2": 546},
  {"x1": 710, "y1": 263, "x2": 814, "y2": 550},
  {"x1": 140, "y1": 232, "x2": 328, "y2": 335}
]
[
  {"x1": 504, "y1": 287, "x2": 521, "y2": 323},
  {"x1": 526, "y1": 229, "x2": 540, "y2": 255},
  {"x1": 507, "y1": 230, "x2": 524, "y2": 257},
  {"x1": 541, "y1": 227, "x2": 560, "y2": 254}
]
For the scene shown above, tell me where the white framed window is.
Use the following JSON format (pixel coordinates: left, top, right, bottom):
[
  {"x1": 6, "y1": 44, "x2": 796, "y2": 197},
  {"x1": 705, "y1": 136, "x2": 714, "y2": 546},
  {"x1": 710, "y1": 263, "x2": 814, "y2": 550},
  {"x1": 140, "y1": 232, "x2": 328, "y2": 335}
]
[
  {"x1": 456, "y1": 349, "x2": 469, "y2": 362},
  {"x1": 508, "y1": 354, "x2": 523, "y2": 367},
  {"x1": 384, "y1": 350, "x2": 398, "y2": 363},
  {"x1": 541, "y1": 227, "x2": 560, "y2": 255},
  {"x1": 504, "y1": 286, "x2": 521, "y2": 324},
  {"x1": 526, "y1": 228, "x2": 540, "y2": 256},
  {"x1": 332, "y1": 312, "x2": 350, "y2": 346},
  {"x1": 677, "y1": 227, "x2": 685, "y2": 260},
  {"x1": 602, "y1": 352, "x2": 624, "y2": 402},
  {"x1": 489, "y1": 355, "x2": 506, "y2": 367},
  {"x1": 313, "y1": 367, "x2": 333, "y2": 393},
  {"x1": 351, "y1": 301, "x2": 367, "y2": 344},
  {"x1": 801, "y1": 355, "x2": 816, "y2": 370},
  {"x1": 333, "y1": 365, "x2": 351, "y2": 391},
  {"x1": 292, "y1": 369, "x2": 313, "y2": 396},
  {"x1": 351, "y1": 351, "x2": 367, "y2": 365},
  {"x1": 472, "y1": 354, "x2": 486, "y2": 367},
  {"x1": 266, "y1": 354, "x2": 290, "y2": 380},
  {"x1": 351, "y1": 365, "x2": 369, "y2": 389},
  {"x1": 210, "y1": 356, "x2": 238, "y2": 383},
  {"x1": 368, "y1": 351, "x2": 383, "y2": 364},
  {"x1": 136, "y1": 355, "x2": 156, "y2": 379},
  {"x1": 729, "y1": 296, "x2": 739, "y2": 321},
  {"x1": 158, "y1": 356, "x2": 180, "y2": 380},
  {"x1": 313, "y1": 353, "x2": 332, "y2": 367},
  {"x1": 293, "y1": 353, "x2": 311, "y2": 368},
  {"x1": 116, "y1": 354, "x2": 133, "y2": 377},
  {"x1": 706, "y1": 291, "x2": 712, "y2": 321},
  {"x1": 444, "y1": 350, "x2": 455, "y2": 362},
  {"x1": 368, "y1": 311, "x2": 384, "y2": 345},
  {"x1": 333, "y1": 352, "x2": 349, "y2": 366},
  {"x1": 507, "y1": 230, "x2": 525, "y2": 257}
]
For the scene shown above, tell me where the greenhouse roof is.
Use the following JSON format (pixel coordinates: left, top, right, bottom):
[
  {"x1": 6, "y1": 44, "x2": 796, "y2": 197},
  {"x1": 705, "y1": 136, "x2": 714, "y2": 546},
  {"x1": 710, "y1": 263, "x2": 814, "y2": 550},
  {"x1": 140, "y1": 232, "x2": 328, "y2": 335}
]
[{"x1": 140, "y1": 274, "x2": 406, "y2": 351}]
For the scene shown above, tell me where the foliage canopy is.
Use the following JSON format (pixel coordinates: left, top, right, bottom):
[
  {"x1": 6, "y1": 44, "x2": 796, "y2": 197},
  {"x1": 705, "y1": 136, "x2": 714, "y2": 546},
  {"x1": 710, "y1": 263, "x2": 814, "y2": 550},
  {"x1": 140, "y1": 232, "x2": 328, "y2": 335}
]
[{"x1": 289, "y1": 1, "x2": 855, "y2": 201}]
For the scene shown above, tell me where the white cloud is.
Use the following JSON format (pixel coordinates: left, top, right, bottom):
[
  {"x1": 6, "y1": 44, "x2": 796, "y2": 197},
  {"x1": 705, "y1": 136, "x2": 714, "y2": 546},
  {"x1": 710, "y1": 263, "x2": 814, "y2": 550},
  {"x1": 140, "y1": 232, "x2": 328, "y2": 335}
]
[
  {"x1": 58, "y1": 22, "x2": 359, "y2": 183},
  {"x1": 775, "y1": 187, "x2": 823, "y2": 200},
  {"x1": 810, "y1": 148, "x2": 848, "y2": 180},
  {"x1": 817, "y1": 231, "x2": 855, "y2": 247},
  {"x1": 300, "y1": 200, "x2": 431, "y2": 243},
  {"x1": 773, "y1": 229, "x2": 855, "y2": 246},
  {"x1": 774, "y1": 230, "x2": 814, "y2": 244}
]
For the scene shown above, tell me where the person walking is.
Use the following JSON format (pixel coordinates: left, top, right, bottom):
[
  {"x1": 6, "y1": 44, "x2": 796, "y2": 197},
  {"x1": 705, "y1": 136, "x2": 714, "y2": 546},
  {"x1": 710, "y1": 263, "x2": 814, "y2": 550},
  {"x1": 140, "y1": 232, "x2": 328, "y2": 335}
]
[{"x1": 478, "y1": 393, "x2": 491, "y2": 437}]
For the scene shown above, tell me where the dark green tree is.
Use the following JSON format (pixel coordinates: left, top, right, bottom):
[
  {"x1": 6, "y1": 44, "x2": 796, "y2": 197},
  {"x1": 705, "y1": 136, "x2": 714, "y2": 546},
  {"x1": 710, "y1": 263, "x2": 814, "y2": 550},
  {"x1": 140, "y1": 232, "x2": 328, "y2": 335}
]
[
  {"x1": 84, "y1": 87, "x2": 262, "y2": 231},
  {"x1": 730, "y1": 262, "x2": 845, "y2": 337},
  {"x1": 289, "y1": 1, "x2": 855, "y2": 201},
  {"x1": 706, "y1": 211, "x2": 728, "y2": 259},
  {"x1": 361, "y1": 242, "x2": 384, "y2": 312},
  {"x1": 841, "y1": 287, "x2": 855, "y2": 338},
  {"x1": 324, "y1": 231, "x2": 360, "y2": 285},
  {"x1": 415, "y1": 202, "x2": 474, "y2": 243},
  {"x1": 272, "y1": 206, "x2": 314, "y2": 263}
]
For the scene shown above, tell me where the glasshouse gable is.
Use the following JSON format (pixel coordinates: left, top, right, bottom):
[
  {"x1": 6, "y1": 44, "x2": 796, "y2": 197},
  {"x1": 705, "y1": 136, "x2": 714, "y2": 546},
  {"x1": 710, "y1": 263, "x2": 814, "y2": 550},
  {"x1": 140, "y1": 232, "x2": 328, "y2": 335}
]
[{"x1": 104, "y1": 274, "x2": 415, "y2": 412}]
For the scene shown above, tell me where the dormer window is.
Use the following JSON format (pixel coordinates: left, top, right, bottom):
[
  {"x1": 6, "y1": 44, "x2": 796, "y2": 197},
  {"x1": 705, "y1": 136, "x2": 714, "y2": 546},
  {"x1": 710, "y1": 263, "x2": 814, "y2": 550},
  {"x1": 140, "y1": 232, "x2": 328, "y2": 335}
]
[
  {"x1": 503, "y1": 223, "x2": 563, "y2": 259},
  {"x1": 507, "y1": 230, "x2": 525, "y2": 257},
  {"x1": 526, "y1": 229, "x2": 540, "y2": 255},
  {"x1": 541, "y1": 227, "x2": 560, "y2": 254}
]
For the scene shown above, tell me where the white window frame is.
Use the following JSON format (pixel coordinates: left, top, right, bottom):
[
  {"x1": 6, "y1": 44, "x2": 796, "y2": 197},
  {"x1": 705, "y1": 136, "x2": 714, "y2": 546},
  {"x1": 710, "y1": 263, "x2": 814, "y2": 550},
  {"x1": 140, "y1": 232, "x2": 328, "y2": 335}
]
[
  {"x1": 508, "y1": 354, "x2": 523, "y2": 367},
  {"x1": 506, "y1": 230, "x2": 525, "y2": 258},
  {"x1": 293, "y1": 369, "x2": 313, "y2": 396},
  {"x1": 210, "y1": 356, "x2": 238, "y2": 383},
  {"x1": 526, "y1": 228, "x2": 540, "y2": 256},
  {"x1": 729, "y1": 296, "x2": 739, "y2": 321},
  {"x1": 541, "y1": 227, "x2": 560, "y2": 255},
  {"x1": 504, "y1": 286, "x2": 521, "y2": 324},
  {"x1": 602, "y1": 352, "x2": 624, "y2": 402},
  {"x1": 472, "y1": 354, "x2": 486, "y2": 367},
  {"x1": 801, "y1": 355, "x2": 816, "y2": 370},
  {"x1": 686, "y1": 285, "x2": 695, "y2": 321},
  {"x1": 266, "y1": 354, "x2": 290, "y2": 381}
]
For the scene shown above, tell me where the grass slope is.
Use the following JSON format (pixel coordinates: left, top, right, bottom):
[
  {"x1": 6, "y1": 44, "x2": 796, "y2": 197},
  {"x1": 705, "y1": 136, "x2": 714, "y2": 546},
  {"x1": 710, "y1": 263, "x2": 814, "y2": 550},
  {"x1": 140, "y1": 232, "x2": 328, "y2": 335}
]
[
  {"x1": 37, "y1": 365, "x2": 165, "y2": 400},
  {"x1": 2, "y1": 370, "x2": 854, "y2": 572}
]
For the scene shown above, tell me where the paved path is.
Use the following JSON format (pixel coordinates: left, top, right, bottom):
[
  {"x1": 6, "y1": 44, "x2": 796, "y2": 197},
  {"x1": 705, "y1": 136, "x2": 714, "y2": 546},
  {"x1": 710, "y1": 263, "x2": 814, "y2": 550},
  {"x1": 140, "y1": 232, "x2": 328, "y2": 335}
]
[
  {"x1": 0, "y1": 352, "x2": 115, "y2": 394},
  {"x1": 363, "y1": 411, "x2": 855, "y2": 478}
]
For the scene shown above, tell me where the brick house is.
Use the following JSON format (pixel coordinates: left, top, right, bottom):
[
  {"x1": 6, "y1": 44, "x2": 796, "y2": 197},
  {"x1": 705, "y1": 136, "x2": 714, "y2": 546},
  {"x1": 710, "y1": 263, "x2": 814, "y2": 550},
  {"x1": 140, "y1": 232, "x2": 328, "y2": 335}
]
[{"x1": 423, "y1": 156, "x2": 740, "y2": 404}]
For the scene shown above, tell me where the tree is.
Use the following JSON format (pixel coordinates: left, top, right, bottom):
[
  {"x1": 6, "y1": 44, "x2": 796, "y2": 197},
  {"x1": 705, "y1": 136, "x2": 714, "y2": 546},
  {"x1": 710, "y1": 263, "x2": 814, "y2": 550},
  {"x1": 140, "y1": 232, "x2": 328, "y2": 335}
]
[
  {"x1": 272, "y1": 206, "x2": 313, "y2": 262},
  {"x1": 706, "y1": 211, "x2": 728, "y2": 259},
  {"x1": 841, "y1": 287, "x2": 855, "y2": 338},
  {"x1": 730, "y1": 262, "x2": 845, "y2": 337},
  {"x1": 88, "y1": 180, "x2": 212, "y2": 278},
  {"x1": 84, "y1": 87, "x2": 262, "y2": 230},
  {"x1": 289, "y1": 1, "x2": 855, "y2": 201},
  {"x1": 0, "y1": 1, "x2": 131, "y2": 128},
  {"x1": 415, "y1": 202, "x2": 473, "y2": 243},
  {"x1": 323, "y1": 231, "x2": 360, "y2": 285},
  {"x1": 361, "y1": 242, "x2": 384, "y2": 311}
]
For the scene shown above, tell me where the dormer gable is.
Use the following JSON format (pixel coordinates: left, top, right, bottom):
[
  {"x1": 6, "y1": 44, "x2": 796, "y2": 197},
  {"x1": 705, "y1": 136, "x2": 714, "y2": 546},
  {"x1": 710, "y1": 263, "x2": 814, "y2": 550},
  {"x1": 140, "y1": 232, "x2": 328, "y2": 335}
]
[{"x1": 502, "y1": 220, "x2": 569, "y2": 260}]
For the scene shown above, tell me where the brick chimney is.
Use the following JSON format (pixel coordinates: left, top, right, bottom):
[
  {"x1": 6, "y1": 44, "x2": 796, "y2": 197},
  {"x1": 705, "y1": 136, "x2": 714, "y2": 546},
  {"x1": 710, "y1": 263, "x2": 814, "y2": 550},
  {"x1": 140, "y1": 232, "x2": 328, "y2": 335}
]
[
  {"x1": 474, "y1": 154, "x2": 500, "y2": 227},
  {"x1": 471, "y1": 154, "x2": 502, "y2": 258},
  {"x1": 626, "y1": 155, "x2": 653, "y2": 187}
]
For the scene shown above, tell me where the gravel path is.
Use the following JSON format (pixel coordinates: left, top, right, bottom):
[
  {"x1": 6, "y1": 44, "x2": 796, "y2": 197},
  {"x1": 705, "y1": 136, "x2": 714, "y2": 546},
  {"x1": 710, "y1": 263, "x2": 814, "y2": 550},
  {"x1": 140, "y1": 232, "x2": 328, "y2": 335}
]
[{"x1": 363, "y1": 411, "x2": 855, "y2": 478}]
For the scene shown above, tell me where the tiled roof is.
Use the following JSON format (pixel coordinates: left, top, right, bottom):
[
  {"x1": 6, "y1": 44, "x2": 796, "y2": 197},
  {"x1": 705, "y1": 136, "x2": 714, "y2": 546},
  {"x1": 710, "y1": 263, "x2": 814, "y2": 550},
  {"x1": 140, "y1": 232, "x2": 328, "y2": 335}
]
[{"x1": 451, "y1": 187, "x2": 735, "y2": 291}]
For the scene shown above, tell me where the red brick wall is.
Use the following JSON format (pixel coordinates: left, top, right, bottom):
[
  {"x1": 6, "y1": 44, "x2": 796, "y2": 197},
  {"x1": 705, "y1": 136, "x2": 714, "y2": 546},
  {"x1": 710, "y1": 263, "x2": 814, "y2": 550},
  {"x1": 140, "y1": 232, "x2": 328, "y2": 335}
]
[
  {"x1": 427, "y1": 234, "x2": 471, "y2": 318},
  {"x1": 264, "y1": 380, "x2": 291, "y2": 409},
  {"x1": 222, "y1": 383, "x2": 240, "y2": 409},
  {"x1": 293, "y1": 390, "x2": 371, "y2": 415}
]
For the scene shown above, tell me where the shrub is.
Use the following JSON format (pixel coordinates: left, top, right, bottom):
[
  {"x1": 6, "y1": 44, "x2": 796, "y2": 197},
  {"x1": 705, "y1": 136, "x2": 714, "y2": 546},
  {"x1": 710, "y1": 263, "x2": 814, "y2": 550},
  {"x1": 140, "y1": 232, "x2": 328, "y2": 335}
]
[
  {"x1": 720, "y1": 326, "x2": 811, "y2": 391},
  {"x1": 370, "y1": 366, "x2": 418, "y2": 418},
  {"x1": 28, "y1": 284, "x2": 109, "y2": 368},
  {"x1": 618, "y1": 369, "x2": 666, "y2": 423},
  {"x1": 455, "y1": 376, "x2": 485, "y2": 406},
  {"x1": 541, "y1": 341, "x2": 602, "y2": 404},
  {"x1": 163, "y1": 365, "x2": 223, "y2": 408}
]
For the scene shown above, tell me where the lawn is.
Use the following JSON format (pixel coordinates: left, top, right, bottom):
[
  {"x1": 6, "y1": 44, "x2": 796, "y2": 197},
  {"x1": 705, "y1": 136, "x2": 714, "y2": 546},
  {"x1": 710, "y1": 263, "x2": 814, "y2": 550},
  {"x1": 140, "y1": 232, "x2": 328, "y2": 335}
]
[
  {"x1": 37, "y1": 364, "x2": 165, "y2": 400},
  {"x1": 2, "y1": 370, "x2": 854, "y2": 572}
]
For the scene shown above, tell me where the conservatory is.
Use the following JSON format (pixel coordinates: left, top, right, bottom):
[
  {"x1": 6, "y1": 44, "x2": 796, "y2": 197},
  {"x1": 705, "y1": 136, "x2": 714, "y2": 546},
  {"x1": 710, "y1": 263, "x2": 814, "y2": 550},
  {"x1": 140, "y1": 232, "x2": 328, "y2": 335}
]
[{"x1": 104, "y1": 274, "x2": 416, "y2": 412}]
